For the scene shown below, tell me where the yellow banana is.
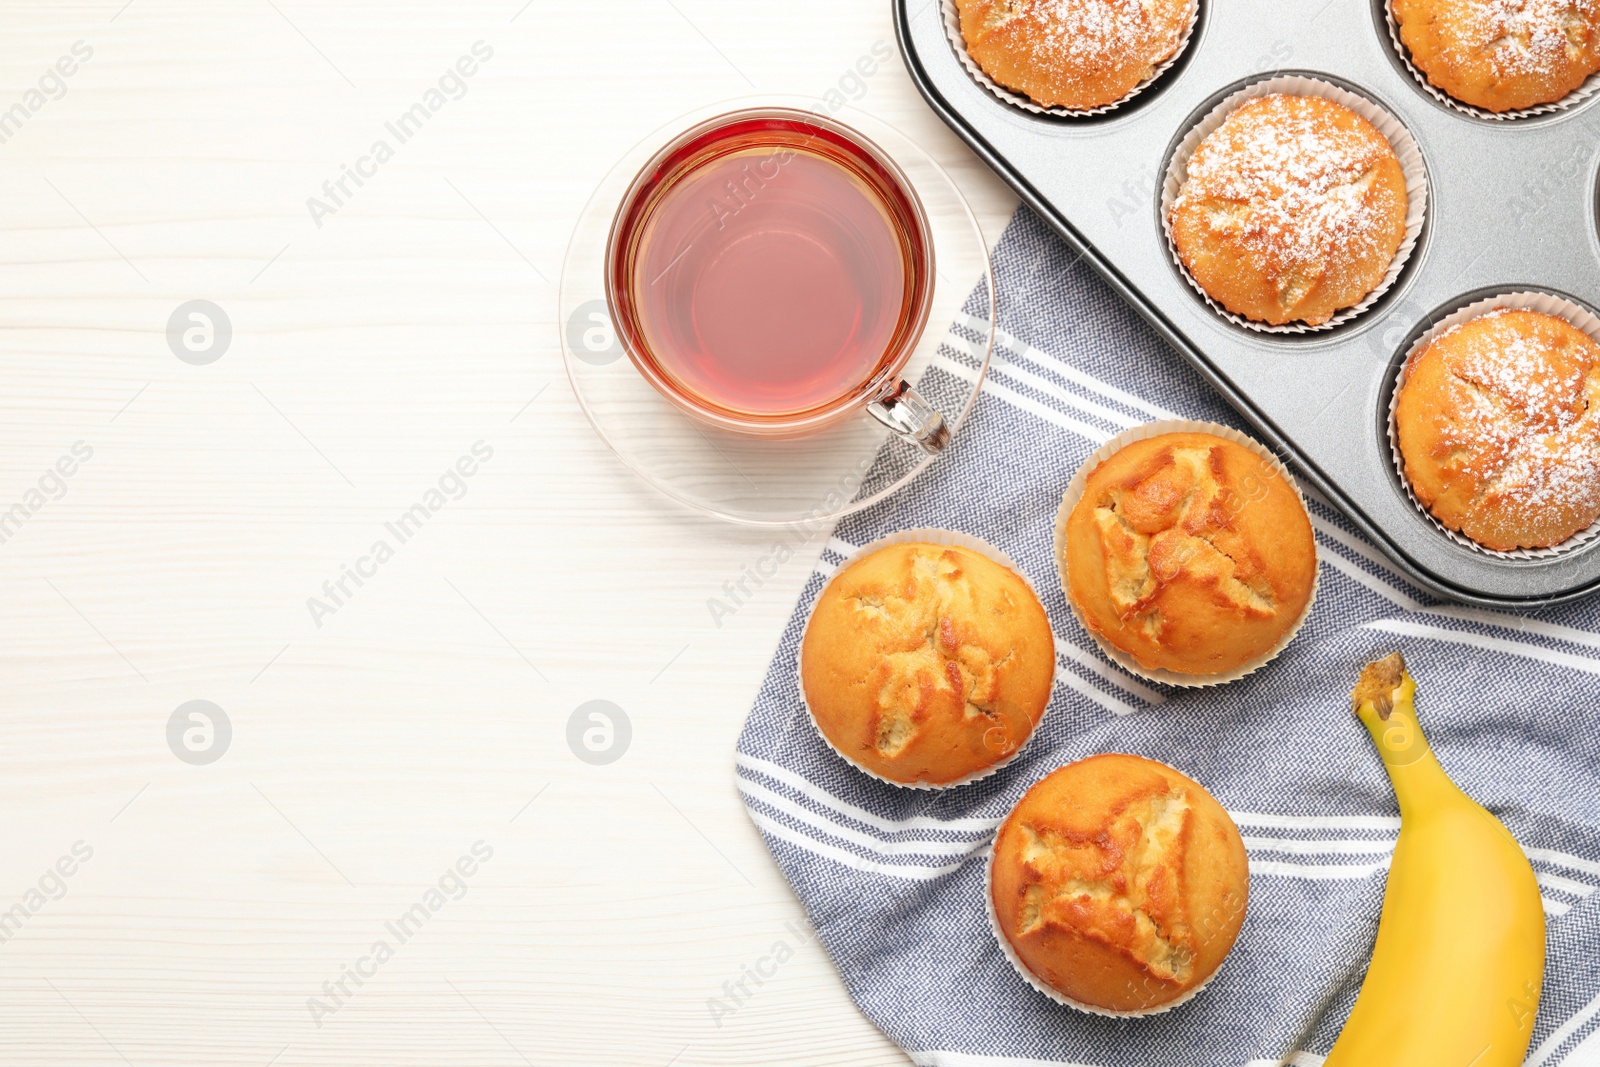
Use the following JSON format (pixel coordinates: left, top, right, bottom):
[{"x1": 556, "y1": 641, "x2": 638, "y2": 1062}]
[{"x1": 1324, "y1": 652, "x2": 1546, "y2": 1067}]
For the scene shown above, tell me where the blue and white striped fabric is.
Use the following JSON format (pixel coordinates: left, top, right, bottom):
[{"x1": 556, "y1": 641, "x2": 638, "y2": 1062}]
[{"x1": 735, "y1": 207, "x2": 1600, "y2": 1067}]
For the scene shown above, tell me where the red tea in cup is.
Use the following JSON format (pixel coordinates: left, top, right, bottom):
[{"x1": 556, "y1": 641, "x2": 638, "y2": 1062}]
[{"x1": 607, "y1": 108, "x2": 946, "y2": 449}]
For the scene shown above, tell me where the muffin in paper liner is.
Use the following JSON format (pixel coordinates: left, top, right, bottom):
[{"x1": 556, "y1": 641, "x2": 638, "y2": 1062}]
[
  {"x1": 1159, "y1": 74, "x2": 1428, "y2": 334},
  {"x1": 1383, "y1": 1, "x2": 1600, "y2": 122},
  {"x1": 1386, "y1": 290, "x2": 1600, "y2": 560},
  {"x1": 983, "y1": 755, "x2": 1240, "y2": 1017},
  {"x1": 940, "y1": 0, "x2": 1199, "y2": 118},
  {"x1": 1053, "y1": 420, "x2": 1320, "y2": 688},
  {"x1": 798, "y1": 527, "x2": 1055, "y2": 790}
]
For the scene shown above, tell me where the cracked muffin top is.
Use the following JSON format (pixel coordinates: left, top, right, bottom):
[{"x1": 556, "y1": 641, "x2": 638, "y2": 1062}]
[
  {"x1": 990, "y1": 754, "x2": 1248, "y2": 1013},
  {"x1": 1395, "y1": 307, "x2": 1600, "y2": 551},
  {"x1": 1169, "y1": 94, "x2": 1410, "y2": 327},
  {"x1": 800, "y1": 541, "x2": 1054, "y2": 787},
  {"x1": 953, "y1": 0, "x2": 1195, "y2": 110},
  {"x1": 1062, "y1": 431, "x2": 1317, "y2": 677},
  {"x1": 1392, "y1": 0, "x2": 1600, "y2": 113}
]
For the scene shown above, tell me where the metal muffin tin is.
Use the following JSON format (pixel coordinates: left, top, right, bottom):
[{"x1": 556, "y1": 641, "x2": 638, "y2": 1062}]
[{"x1": 894, "y1": 0, "x2": 1600, "y2": 606}]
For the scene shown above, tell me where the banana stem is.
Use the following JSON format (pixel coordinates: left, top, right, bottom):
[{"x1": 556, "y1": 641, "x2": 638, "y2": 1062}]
[{"x1": 1352, "y1": 653, "x2": 1459, "y2": 819}]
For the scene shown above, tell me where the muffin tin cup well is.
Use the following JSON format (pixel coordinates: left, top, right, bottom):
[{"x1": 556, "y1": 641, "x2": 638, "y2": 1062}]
[
  {"x1": 796, "y1": 527, "x2": 1053, "y2": 791},
  {"x1": 1159, "y1": 74, "x2": 1429, "y2": 335},
  {"x1": 982, "y1": 760, "x2": 1235, "y2": 1018},
  {"x1": 1053, "y1": 420, "x2": 1320, "y2": 688},
  {"x1": 1381, "y1": 1, "x2": 1600, "y2": 122},
  {"x1": 939, "y1": 0, "x2": 1198, "y2": 119},
  {"x1": 1386, "y1": 290, "x2": 1600, "y2": 561}
]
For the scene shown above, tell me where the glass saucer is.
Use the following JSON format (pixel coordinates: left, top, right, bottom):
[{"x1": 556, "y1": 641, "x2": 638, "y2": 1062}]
[{"x1": 560, "y1": 95, "x2": 994, "y2": 528}]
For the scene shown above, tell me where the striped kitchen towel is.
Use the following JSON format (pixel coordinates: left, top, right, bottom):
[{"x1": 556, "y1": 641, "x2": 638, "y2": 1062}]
[{"x1": 736, "y1": 207, "x2": 1600, "y2": 1067}]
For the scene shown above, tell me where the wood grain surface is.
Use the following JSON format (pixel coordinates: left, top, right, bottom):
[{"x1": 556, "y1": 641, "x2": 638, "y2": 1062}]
[{"x1": 0, "y1": 1, "x2": 1017, "y2": 1064}]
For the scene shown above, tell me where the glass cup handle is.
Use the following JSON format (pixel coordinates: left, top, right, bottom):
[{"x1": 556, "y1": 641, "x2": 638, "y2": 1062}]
[{"x1": 867, "y1": 380, "x2": 950, "y2": 456}]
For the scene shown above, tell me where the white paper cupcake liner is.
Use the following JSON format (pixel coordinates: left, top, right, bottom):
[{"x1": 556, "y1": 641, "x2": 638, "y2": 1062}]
[
  {"x1": 1053, "y1": 420, "x2": 1320, "y2": 688},
  {"x1": 983, "y1": 756, "x2": 1237, "y2": 1017},
  {"x1": 1384, "y1": 3, "x2": 1600, "y2": 121},
  {"x1": 941, "y1": 0, "x2": 1199, "y2": 118},
  {"x1": 798, "y1": 528, "x2": 1053, "y2": 790},
  {"x1": 1386, "y1": 290, "x2": 1600, "y2": 560},
  {"x1": 1160, "y1": 74, "x2": 1428, "y2": 334}
]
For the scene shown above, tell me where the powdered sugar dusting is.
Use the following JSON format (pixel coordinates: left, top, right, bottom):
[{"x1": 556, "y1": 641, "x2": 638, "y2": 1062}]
[
  {"x1": 1016, "y1": 0, "x2": 1178, "y2": 66},
  {"x1": 1415, "y1": 308, "x2": 1600, "y2": 545},
  {"x1": 1486, "y1": 437, "x2": 1600, "y2": 519},
  {"x1": 1171, "y1": 95, "x2": 1407, "y2": 316},
  {"x1": 1439, "y1": 310, "x2": 1586, "y2": 434},
  {"x1": 1458, "y1": 0, "x2": 1600, "y2": 77},
  {"x1": 960, "y1": 0, "x2": 1193, "y2": 109},
  {"x1": 1392, "y1": 0, "x2": 1600, "y2": 113}
]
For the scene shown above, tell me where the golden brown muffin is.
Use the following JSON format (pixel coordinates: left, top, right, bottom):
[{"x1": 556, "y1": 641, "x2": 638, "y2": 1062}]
[
  {"x1": 1392, "y1": 0, "x2": 1600, "y2": 113},
  {"x1": 1395, "y1": 308, "x2": 1600, "y2": 551},
  {"x1": 991, "y1": 754, "x2": 1249, "y2": 1013},
  {"x1": 1169, "y1": 94, "x2": 1410, "y2": 327},
  {"x1": 954, "y1": 0, "x2": 1194, "y2": 110},
  {"x1": 801, "y1": 542, "x2": 1055, "y2": 786},
  {"x1": 1063, "y1": 432, "x2": 1317, "y2": 677}
]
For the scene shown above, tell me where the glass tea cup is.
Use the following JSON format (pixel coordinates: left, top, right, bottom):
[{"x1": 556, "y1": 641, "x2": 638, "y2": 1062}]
[{"x1": 605, "y1": 107, "x2": 948, "y2": 453}]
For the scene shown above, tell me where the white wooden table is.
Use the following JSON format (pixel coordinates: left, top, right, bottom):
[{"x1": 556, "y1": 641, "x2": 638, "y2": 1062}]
[{"x1": 0, "y1": 2, "x2": 1016, "y2": 1063}]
